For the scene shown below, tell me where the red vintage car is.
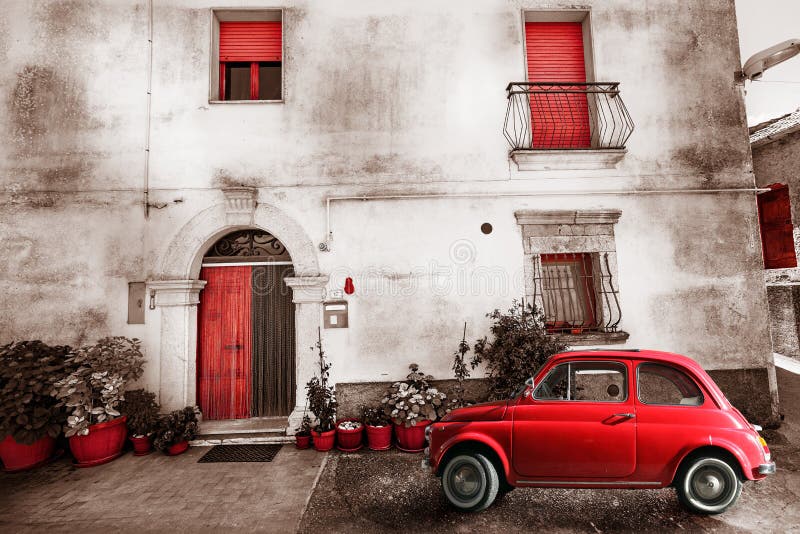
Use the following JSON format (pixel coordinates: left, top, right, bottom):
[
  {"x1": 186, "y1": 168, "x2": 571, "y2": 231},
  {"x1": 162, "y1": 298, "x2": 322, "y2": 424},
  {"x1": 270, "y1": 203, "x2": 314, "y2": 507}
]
[{"x1": 425, "y1": 349, "x2": 775, "y2": 514}]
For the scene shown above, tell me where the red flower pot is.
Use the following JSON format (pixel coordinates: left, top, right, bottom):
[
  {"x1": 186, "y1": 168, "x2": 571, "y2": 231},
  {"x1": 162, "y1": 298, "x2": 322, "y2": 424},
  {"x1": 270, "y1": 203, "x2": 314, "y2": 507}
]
[
  {"x1": 130, "y1": 435, "x2": 153, "y2": 456},
  {"x1": 0, "y1": 435, "x2": 56, "y2": 472},
  {"x1": 394, "y1": 420, "x2": 431, "y2": 453},
  {"x1": 69, "y1": 416, "x2": 128, "y2": 468},
  {"x1": 336, "y1": 420, "x2": 364, "y2": 452},
  {"x1": 311, "y1": 429, "x2": 335, "y2": 452},
  {"x1": 166, "y1": 440, "x2": 189, "y2": 456},
  {"x1": 366, "y1": 424, "x2": 392, "y2": 450},
  {"x1": 295, "y1": 433, "x2": 311, "y2": 449}
]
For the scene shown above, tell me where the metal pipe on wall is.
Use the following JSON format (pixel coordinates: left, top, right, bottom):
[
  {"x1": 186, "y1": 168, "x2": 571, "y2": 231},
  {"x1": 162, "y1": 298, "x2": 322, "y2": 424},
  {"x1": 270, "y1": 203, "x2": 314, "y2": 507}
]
[{"x1": 143, "y1": 0, "x2": 154, "y2": 219}]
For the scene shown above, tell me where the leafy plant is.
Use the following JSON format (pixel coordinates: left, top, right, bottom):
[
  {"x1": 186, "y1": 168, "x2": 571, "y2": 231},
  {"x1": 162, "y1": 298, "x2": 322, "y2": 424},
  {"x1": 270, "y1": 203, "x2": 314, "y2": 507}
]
[
  {"x1": 0, "y1": 341, "x2": 73, "y2": 445},
  {"x1": 153, "y1": 406, "x2": 200, "y2": 452},
  {"x1": 306, "y1": 328, "x2": 337, "y2": 432},
  {"x1": 361, "y1": 405, "x2": 391, "y2": 427},
  {"x1": 120, "y1": 389, "x2": 160, "y2": 437},
  {"x1": 52, "y1": 337, "x2": 145, "y2": 437},
  {"x1": 450, "y1": 322, "x2": 471, "y2": 409},
  {"x1": 471, "y1": 300, "x2": 567, "y2": 400},
  {"x1": 295, "y1": 414, "x2": 313, "y2": 437},
  {"x1": 381, "y1": 364, "x2": 448, "y2": 427}
]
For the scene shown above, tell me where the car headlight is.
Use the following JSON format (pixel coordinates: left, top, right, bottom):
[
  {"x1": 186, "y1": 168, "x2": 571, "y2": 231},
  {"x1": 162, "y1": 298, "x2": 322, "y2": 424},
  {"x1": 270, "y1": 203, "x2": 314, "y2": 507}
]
[{"x1": 425, "y1": 424, "x2": 433, "y2": 441}]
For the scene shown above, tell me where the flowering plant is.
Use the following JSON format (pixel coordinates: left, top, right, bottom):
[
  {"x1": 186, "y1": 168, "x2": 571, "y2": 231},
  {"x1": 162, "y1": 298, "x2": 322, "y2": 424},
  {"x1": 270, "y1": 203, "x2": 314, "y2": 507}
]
[
  {"x1": 381, "y1": 364, "x2": 447, "y2": 428},
  {"x1": 153, "y1": 406, "x2": 200, "y2": 452},
  {"x1": 52, "y1": 337, "x2": 144, "y2": 437},
  {"x1": 361, "y1": 405, "x2": 391, "y2": 427},
  {"x1": 337, "y1": 420, "x2": 362, "y2": 431}
]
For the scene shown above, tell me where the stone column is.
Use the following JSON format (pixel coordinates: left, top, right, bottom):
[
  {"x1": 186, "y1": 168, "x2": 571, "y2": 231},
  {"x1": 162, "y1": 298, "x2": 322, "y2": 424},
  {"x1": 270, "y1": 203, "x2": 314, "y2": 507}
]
[
  {"x1": 284, "y1": 275, "x2": 329, "y2": 434},
  {"x1": 149, "y1": 280, "x2": 207, "y2": 412}
]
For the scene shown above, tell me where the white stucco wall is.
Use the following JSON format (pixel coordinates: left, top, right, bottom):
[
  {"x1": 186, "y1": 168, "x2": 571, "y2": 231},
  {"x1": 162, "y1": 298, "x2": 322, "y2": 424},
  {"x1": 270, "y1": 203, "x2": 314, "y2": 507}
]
[{"x1": 0, "y1": 0, "x2": 776, "y2": 417}]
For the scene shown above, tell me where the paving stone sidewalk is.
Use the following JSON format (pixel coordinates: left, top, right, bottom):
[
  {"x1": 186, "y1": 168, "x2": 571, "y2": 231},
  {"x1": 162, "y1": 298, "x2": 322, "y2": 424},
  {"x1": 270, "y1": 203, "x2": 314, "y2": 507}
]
[{"x1": 0, "y1": 444, "x2": 325, "y2": 533}]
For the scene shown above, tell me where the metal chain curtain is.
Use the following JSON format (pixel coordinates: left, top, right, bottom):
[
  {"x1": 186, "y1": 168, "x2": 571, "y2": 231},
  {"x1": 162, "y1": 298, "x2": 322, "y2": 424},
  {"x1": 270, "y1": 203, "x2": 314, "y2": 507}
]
[
  {"x1": 251, "y1": 265, "x2": 295, "y2": 417},
  {"x1": 198, "y1": 229, "x2": 296, "y2": 420}
]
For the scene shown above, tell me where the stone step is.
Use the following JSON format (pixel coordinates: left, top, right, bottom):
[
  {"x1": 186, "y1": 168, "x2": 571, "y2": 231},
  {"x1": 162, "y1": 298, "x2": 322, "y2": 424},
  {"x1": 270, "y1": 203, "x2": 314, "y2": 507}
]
[{"x1": 191, "y1": 433, "x2": 294, "y2": 446}]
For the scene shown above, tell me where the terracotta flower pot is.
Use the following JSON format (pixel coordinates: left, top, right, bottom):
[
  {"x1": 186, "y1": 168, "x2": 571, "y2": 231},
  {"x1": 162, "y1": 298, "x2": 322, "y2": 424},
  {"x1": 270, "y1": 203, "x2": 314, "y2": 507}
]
[
  {"x1": 130, "y1": 435, "x2": 153, "y2": 456},
  {"x1": 394, "y1": 420, "x2": 431, "y2": 453},
  {"x1": 69, "y1": 416, "x2": 128, "y2": 468},
  {"x1": 336, "y1": 419, "x2": 364, "y2": 452},
  {"x1": 166, "y1": 440, "x2": 189, "y2": 456},
  {"x1": 0, "y1": 435, "x2": 56, "y2": 472},
  {"x1": 295, "y1": 433, "x2": 311, "y2": 449},
  {"x1": 366, "y1": 424, "x2": 392, "y2": 451},
  {"x1": 311, "y1": 429, "x2": 335, "y2": 452}
]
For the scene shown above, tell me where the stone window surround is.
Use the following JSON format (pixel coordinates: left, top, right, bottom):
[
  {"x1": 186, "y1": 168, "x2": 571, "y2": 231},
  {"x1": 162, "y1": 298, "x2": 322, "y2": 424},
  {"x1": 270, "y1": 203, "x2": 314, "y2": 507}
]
[{"x1": 515, "y1": 209, "x2": 629, "y2": 346}]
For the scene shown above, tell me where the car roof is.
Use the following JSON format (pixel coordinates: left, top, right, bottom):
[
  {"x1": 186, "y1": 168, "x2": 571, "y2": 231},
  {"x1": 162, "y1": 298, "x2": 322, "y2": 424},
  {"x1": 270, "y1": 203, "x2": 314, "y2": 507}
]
[{"x1": 548, "y1": 349, "x2": 707, "y2": 374}]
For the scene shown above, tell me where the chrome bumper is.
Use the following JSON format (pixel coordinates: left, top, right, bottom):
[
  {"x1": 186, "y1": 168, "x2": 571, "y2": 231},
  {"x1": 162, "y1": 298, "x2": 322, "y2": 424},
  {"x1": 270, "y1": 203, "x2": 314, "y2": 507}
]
[
  {"x1": 758, "y1": 462, "x2": 776, "y2": 475},
  {"x1": 421, "y1": 446, "x2": 430, "y2": 469}
]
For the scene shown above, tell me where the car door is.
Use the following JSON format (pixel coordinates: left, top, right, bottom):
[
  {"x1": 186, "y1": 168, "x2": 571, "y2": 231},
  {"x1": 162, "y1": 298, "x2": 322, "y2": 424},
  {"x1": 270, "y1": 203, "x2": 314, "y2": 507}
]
[{"x1": 511, "y1": 360, "x2": 637, "y2": 478}]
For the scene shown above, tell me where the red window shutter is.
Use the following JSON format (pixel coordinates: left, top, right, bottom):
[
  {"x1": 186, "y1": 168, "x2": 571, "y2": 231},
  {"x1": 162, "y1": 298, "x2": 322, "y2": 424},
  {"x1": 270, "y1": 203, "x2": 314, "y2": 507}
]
[
  {"x1": 525, "y1": 22, "x2": 590, "y2": 148},
  {"x1": 757, "y1": 184, "x2": 797, "y2": 269},
  {"x1": 220, "y1": 21, "x2": 282, "y2": 62}
]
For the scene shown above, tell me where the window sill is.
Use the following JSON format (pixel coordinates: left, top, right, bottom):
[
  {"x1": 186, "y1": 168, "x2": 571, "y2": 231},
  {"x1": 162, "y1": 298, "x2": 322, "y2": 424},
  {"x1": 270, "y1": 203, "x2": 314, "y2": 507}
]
[
  {"x1": 551, "y1": 330, "x2": 629, "y2": 346},
  {"x1": 510, "y1": 148, "x2": 627, "y2": 171},
  {"x1": 209, "y1": 99, "x2": 284, "y2": 105}
]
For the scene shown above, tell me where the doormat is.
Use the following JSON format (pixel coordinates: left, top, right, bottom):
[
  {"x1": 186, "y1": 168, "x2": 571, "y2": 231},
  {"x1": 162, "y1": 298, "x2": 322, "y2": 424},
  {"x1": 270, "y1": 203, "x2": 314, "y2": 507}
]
[{"x1": 198, "y1": 444, "x2": 282, "y2": 463}]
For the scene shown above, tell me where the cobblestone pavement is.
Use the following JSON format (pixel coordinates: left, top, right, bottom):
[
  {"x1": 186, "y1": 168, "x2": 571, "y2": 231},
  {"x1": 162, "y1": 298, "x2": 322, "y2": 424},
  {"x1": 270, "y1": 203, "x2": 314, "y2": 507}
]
[
  {"x1": 299, "y1": 369, "x2": 800, "y2": 533},
  {"x1": 1, "y1": 444, "x2": 326, "y2": 533}
]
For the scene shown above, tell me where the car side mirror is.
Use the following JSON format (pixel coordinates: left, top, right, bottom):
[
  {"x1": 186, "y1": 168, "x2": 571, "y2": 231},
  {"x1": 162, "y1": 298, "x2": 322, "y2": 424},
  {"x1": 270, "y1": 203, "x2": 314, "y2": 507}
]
[{"x1": 524, "y1": 376, "x2": 535, "y2": 396}]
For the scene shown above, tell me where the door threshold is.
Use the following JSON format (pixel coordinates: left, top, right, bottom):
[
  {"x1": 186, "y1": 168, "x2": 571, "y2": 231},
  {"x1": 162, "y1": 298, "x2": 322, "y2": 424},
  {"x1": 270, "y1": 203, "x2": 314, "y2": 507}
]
[{"x1": 199, "y1": 416, "x2": 289, "y2": 436}]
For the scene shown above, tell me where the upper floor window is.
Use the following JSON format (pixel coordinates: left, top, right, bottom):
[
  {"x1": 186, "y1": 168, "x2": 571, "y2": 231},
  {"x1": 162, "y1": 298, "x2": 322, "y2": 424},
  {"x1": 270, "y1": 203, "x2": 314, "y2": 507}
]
[
  {"x1": 212, "y1": 11, "x2": 282, "y2": 102},
  {"x1": 757, "y1": 183, "x2": 797, "y2": 269}
]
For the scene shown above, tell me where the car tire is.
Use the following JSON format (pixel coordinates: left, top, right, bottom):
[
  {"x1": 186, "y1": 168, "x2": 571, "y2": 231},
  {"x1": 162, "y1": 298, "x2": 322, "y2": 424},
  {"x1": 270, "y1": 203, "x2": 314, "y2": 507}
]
[
  {"x1": 441, "y1": 453, "x2": 499, "y2": 512},
  {"x1": 675, "y1": 456, "x2": 743, "y2": 515}
]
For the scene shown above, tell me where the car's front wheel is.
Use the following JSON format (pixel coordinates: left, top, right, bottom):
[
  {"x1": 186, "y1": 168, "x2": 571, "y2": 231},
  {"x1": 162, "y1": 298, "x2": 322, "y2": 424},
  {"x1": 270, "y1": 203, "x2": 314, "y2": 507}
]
[
  {"x1": 441, "y1": 453, "x2": 499, "y2": 512},
  {"x1": 675, "y1": 456, "x2": 743, "y2": 514}
]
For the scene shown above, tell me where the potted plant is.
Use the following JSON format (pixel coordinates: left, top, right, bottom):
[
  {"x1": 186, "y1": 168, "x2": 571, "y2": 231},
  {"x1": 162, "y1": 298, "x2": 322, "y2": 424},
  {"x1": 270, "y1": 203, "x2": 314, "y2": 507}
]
[
  {"x1": 0, "y1": 341, "x2": 72, "y2": 472},
  {"x1": 336, "y1": 419, "x2": 363, "y2": 452},
  {"x1": 153, "y1": 406, "x2": 199, "y2": 455},
  {"x1": 52, "y1": 336, "x2": 144, "y2": 467},
  {"x1": 120, "y1": 389, "x2": 160, "y2": 456},
  {"x1": 382, "y1": 363, "x2": 447, "y2": 452},
  {"x1": 306, "y1": 329, "x2": 337, "y2": 452},
  {"x1": 362, "y1": 405, "x2": 392, "y2": 451},
  {"x1": 295, "y1": 415, "x2": 312, "y2": 450}
]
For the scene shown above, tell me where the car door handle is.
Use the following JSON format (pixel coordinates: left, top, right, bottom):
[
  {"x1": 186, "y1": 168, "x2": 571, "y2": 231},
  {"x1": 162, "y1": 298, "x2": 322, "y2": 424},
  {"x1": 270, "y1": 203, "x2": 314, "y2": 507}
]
[{"x1": 613, "y1": 413, "x2": 635, "y2": 418}]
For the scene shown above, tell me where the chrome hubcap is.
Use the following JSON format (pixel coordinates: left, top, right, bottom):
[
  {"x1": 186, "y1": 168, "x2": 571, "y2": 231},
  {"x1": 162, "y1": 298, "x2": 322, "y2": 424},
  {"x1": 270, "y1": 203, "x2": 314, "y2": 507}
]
[
  {"x1": 693, "y1": 468, "x2": 726, "y2": 501},
  {"x1": 452, "y1": 465, "x2": 480, "y2": 497}
]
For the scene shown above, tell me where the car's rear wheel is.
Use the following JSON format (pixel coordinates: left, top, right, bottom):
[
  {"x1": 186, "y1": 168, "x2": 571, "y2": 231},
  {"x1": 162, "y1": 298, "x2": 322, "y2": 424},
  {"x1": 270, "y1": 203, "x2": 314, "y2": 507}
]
[
  {"x1": 441, "y1": 453, "x2": 499, "y2": 512},
  {"x1": 676, "y1": 456, "x2": 742, "y2": 514}
]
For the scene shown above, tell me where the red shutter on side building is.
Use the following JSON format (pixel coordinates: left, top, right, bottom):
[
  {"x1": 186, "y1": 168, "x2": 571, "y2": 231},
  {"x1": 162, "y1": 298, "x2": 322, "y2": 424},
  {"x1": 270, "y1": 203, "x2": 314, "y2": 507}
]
[
  {"x1": 220, "y1": 21, "x2": 282, "y2": 62},
  {"x1": 757, "y1": 184, "x2": 797, "y2": 269},
  {"x1": 525, "y1": 22, "x2": 590, "y2": 148}
]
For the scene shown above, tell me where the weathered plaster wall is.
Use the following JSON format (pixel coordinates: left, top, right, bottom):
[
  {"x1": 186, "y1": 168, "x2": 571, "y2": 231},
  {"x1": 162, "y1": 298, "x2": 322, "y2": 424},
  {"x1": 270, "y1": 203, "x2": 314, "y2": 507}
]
[{"x1": 0, "y1": 0, "x2": 776, "y2": 420}]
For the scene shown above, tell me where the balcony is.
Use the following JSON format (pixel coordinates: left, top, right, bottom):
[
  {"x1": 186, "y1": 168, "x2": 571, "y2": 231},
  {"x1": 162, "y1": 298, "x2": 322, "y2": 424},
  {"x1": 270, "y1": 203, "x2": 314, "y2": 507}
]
[{"x1": 503, "y1": 82, "x2": 634, "y2": 171}]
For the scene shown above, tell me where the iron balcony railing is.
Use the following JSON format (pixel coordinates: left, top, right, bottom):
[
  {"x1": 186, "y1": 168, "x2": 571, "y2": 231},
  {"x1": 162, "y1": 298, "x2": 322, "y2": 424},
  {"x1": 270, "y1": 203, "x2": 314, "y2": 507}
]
[{"x1": 504, "y1": 82, "x2": 634, "y2": 151}]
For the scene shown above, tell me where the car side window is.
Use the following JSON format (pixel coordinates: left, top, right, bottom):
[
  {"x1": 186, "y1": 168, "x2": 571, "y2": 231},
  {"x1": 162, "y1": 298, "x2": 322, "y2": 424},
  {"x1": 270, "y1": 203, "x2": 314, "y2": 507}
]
[
  {"x1": 534, "y1": 361, "x2": 627, "y2": 402},
  {"x1": 637, "y1": 363, "x2": 704, "y2": 406}
]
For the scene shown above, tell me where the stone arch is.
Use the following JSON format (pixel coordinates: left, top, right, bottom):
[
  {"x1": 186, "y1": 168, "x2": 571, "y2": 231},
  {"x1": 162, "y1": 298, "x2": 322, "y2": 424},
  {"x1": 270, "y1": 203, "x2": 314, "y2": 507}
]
[{"x1": 156, "y1": 200, "x2": 320, "y2": 281}]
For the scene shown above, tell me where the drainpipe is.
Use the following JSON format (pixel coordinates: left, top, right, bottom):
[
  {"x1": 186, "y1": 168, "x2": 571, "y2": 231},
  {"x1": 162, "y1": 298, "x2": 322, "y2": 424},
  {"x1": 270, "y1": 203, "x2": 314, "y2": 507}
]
[
  {"x1": 143, "y1": 0, "x2": 154, "y2": 219},
  {"x1": 322, "y1": 187, "x2": 769, "y2": 249}
]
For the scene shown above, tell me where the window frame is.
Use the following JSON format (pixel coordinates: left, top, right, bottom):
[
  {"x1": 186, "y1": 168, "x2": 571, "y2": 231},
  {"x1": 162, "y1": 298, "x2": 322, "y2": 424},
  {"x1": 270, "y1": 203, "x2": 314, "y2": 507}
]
[
  {"x1": 540, "y1": 252, "x2": 599, "y2": 332},
  {"x1": 635, "y1": 362, "x2": 706, "y2": 408},
  {"x1": 533, "y1": 360, "x2": 629, "y2": 403},
  {"x1": 209, "y1": 9, "x2": 285, "y2": 104}
]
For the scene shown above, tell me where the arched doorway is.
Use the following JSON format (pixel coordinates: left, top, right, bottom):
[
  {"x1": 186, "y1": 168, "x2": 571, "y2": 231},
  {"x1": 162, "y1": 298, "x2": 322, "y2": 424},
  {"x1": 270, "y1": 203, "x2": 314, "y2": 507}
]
[{"x1": 197, "y1": 228, "x2": 296, "y2": 420}]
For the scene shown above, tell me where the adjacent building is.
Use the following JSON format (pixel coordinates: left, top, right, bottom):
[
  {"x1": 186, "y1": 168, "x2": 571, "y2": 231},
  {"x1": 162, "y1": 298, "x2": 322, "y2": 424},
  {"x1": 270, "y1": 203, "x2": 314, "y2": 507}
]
[{"x1": 0, "y1": 0, "x2": 779, "y2": 431}]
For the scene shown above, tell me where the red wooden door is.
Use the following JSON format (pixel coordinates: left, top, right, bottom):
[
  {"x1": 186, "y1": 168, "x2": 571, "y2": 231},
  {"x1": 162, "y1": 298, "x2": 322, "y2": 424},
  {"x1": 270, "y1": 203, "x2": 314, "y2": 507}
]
[
  {"x1": 757, "y1": 184, "x2": 797, "y2": 269},
  {"x1": 197, "y1": 266, "x2": 253, "y2": 420},
  {"x1": 525, "y1": 22, "x2": 590, "y2": 148}
]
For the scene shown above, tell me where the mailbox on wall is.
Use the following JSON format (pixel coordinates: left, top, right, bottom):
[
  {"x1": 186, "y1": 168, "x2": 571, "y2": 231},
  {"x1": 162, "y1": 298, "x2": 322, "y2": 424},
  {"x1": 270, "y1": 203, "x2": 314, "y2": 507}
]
[{"x1": 323, "y1": 300, "x2": 349, "y2": 329}]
